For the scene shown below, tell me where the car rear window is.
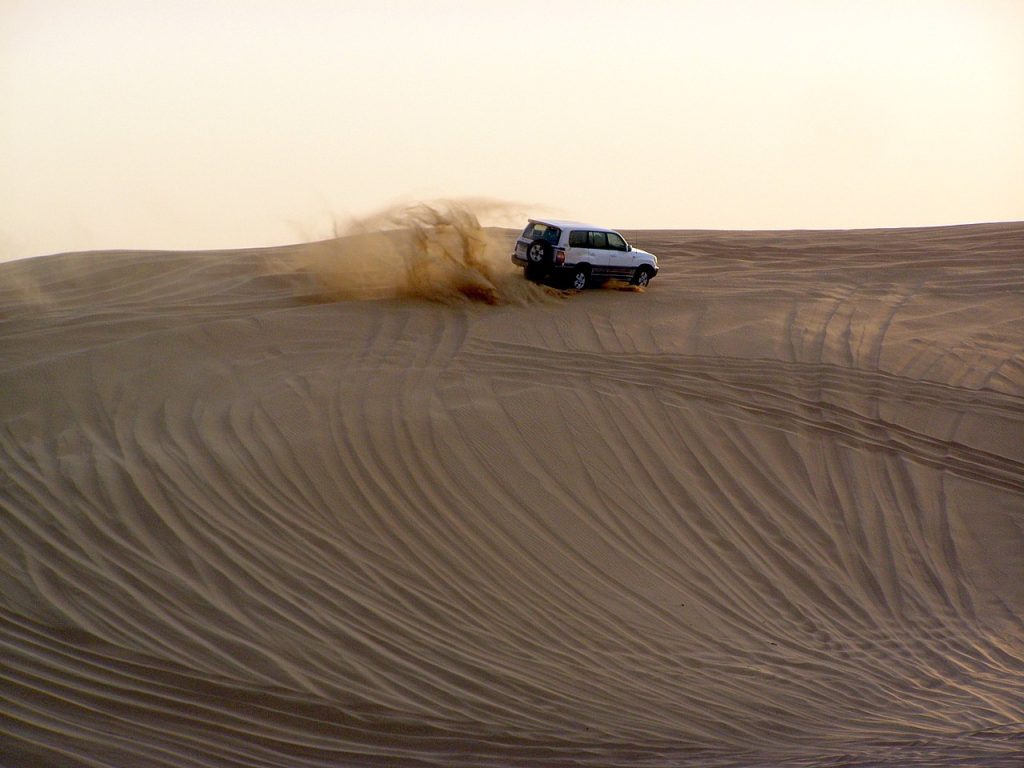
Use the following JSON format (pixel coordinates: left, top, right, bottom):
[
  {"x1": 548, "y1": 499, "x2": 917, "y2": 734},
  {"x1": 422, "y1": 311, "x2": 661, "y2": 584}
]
[{"x1": 524, "y1": 222, "x2": 561, "y2": 243}]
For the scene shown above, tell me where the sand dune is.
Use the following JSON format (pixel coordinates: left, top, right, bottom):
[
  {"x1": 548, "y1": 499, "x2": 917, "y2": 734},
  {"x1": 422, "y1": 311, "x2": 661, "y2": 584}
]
[{"x1": 2, "y1": 218, "x2": 1023, "y2": 766}]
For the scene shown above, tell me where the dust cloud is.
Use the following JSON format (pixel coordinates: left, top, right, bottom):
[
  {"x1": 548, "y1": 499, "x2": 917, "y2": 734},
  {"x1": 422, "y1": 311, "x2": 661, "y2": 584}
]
[{"x1": 287, "y1": 201, "x2": 557, "y2": 306}]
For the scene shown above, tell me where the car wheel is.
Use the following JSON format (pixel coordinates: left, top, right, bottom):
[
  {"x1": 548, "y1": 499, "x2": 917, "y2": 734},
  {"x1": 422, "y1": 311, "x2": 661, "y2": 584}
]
[
  {"x1": 633, "y1": 267, "x2": 653, "y2": 288},
  {"x1": 527, "y1": 240, "x2": 551, "y2": 264},
  {"x1": 571, "y1": 267, "x2": 589, "y2": 291},
  {"x1": 524, "y1": 263, "x2": 544, "y2": 281}
]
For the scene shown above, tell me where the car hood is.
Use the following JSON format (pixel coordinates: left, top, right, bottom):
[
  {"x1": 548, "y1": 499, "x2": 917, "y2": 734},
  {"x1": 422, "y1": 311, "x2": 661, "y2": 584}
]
[{"x1": 632, "y1": 247, "x2": 657, "y2": 264}]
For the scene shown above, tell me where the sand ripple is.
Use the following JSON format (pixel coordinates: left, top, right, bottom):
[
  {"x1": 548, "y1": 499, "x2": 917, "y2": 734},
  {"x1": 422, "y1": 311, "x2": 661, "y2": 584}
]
[{"x1": 2, "y1": 223, "x2": 1023, "y2": 766}]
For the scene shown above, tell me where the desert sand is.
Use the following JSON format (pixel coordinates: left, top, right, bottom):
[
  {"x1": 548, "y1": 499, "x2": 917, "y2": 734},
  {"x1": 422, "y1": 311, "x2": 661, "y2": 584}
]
[{"x1": 2, "y1": 210, "x2": 1023, "y2": 767}]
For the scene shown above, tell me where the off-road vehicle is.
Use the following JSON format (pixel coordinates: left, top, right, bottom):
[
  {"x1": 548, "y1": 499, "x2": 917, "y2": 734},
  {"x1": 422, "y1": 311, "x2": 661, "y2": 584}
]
[{"x1": 511, "y1": 219, "x2": 659, "y2": 290}]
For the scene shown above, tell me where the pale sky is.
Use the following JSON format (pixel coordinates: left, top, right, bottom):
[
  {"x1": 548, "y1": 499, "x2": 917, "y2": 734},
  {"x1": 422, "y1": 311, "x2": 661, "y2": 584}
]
[{"x1": 3, "y1": 0, "x2": 1023, "y2": 259}]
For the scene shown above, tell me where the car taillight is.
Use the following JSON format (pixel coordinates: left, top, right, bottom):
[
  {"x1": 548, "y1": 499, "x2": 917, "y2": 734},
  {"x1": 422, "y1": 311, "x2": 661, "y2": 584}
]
[{"x1": 555, "y1": 248, "x2": 566, "y2": 264}]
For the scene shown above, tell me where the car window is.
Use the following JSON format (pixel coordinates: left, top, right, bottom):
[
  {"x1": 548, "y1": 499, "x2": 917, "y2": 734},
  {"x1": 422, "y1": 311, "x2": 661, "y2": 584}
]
[
  {"x1": 589, "y1": 231, "x2": 608, "y2": 249},
  {"x1": 568, "y1": 230, "x2": 588, "y2": 248},
  {"x1": 524, "y1": 223, "x2": 561, "y2": 243},
  {"x1": 606, "y1": 232, "x2": 628, "y2": 251},
  {"x1": 524, "y1": 222, "x2": 557, "y2": 240}
]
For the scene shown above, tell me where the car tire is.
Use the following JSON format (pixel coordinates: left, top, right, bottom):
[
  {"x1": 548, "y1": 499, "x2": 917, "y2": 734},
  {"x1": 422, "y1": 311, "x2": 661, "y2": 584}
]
[
  {"x1": 571, "y1": 266, "x2": 589, "y2": 291},
  {"x1": 632, "y1": 266, "x2": 653, "y2": 288},
  {"x1": 527, "y1": 240, "x2": 552, "y2": 264},
  {"x1": 524, "y1": 262, "x2": 544, "y2": 282}
]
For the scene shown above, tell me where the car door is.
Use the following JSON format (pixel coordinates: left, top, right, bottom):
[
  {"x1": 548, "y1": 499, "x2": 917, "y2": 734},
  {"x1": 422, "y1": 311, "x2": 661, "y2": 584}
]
[
  {"x1": 566, "y1": 229, "x2": 591, "y2": 266},
  {"x1": 604, "y1": 231, "x2": 633, "y2": 279},
  {"x1": 587, "y1": 231, "x2": 613, "y2": 276}
]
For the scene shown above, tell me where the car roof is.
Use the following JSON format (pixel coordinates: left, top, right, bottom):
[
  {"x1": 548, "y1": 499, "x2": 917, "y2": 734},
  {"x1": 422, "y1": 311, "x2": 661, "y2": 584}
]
[{"x1": 528, "y1": 218, "x2": 619, "y2": 233}]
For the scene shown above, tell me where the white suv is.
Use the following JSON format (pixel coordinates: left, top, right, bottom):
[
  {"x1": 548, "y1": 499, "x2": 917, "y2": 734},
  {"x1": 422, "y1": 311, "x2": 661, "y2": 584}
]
[{"x1": 511, "y1": 219, "x2": 659, "y2": 290}]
